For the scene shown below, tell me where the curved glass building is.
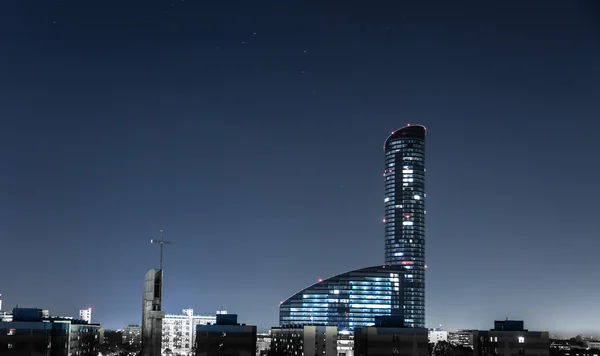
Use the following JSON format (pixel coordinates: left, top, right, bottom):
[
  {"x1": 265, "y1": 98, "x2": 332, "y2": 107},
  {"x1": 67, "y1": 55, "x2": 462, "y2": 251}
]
[
  {"x1": 279, "y1": 265, "x2": 404, "y2": 331},
  {"x1": 383, "y1": 124, "x2": 426, "y2": 328}
]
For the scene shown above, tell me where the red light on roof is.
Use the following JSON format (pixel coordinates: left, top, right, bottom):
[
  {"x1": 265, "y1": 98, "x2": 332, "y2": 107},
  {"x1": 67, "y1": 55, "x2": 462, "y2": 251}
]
[
  {"x1": 382, "y1": 218, "x2": 386, "y2": 223},
  {"x1": 425, "y1": 265, "x2": 428, "y2": 269},
  {"x1": 280, "y1": 301, "x2": 283, "y2": 304},
  {"x1": 318, "y1": 278, "x2": 323, "y2": 282}
]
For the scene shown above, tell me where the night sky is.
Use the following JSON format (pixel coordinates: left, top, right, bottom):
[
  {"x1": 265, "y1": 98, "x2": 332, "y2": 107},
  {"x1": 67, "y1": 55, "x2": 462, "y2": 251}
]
[{"x1": 1, "y1": 0, "x2": 599, "y2": 335}]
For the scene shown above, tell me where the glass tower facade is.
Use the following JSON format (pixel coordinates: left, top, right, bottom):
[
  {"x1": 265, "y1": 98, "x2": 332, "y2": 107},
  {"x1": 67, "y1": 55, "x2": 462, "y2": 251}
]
[
  {"x1": 279, "y1": 265, "x2": 404, "y2": 331},
  {"x1": 383, "y1": 124, "x2": 426, "y2": 328}
]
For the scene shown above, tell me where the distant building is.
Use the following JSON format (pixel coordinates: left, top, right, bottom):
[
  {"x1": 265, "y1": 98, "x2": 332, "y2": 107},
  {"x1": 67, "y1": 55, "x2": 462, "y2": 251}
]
[
  {"x1": 162, "y1": 309, "x2": 219, "y2": 355},
  {"x1": 429, "y1": 328, "x2": 448, "y2": 344},
  {"x1": 472, "y1": 320, "x2": 549, "y2": 356},
  {"x1": 104, "y1": 329, "x2": 123, "y2": 346},
  {"x1": 124, "y1": 324, "x2": 142, "y2": 347},
  {"x1": 99, "y1": 328, "x2": 105, "y2": 345},
  {"x1": 80, "y1": 308, "x2": 92, "y2": 323},
  {"x1": 0, "y1": 307, "x2": 101, "y2": 356},
  {"x1": 195, "y1": 314, "x2": 256, "y2": 356},
  {"x1": 354, "y1": 316, "x2": 428, "y2": 356},
  {"x1": 271, "y1": 325, "x2": 338, "y2": 356},
  {"x1": 449, "y1": 330, "x2": 476, "y2": 348},
  {"x1": 279, "y1": 265, "x2": 405, "y2": 331},
  {"x1": 256, "y1": 333, "x2": 271, "y2": 356},
  {"x1": 0, "y1": 295, "x2": 12, "y2": 322},
  {"x1": 585, "y1": 341, "x2": 600, "y2": 350},
  {"x1": 0, "y1": 311, "x2": 12, "y2": 322}
]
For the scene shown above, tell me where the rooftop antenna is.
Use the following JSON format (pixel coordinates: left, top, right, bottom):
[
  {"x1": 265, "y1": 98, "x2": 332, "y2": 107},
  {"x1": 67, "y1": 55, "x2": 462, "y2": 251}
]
[{"x1": 151, "y1": 229, "x2": 172, "y2": 271}]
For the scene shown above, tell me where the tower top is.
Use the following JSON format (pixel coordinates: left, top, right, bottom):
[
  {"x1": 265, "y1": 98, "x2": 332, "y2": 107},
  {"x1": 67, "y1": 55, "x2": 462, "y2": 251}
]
[{"x1": 151, "y1": 230, "x2": 172, "y2": 271}]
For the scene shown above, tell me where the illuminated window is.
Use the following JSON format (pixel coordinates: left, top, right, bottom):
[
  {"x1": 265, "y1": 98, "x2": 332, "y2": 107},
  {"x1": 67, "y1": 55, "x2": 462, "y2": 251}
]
[
  {"x1": 7, "y1": 329, "x2": 15, "y2": 336},
  {"x1": 518, "y1": 337, "x2": 525, "y2": 343}
]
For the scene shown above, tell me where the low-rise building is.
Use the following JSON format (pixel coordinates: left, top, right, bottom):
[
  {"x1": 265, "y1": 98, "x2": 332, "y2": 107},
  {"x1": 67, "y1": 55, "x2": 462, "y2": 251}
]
[
  {"x1": 162, "y1": 309, "x2": 219, "y2": 355},
  {"x1": 104, "y1": 329, "x2": 123, "y2": 346},
  {"x1": 429, "y1": 329, "x2": 449, "y2": 345},
  {"x1": 449, "y1": 330, "x2": 475, "y2": 348},
  {"x1": 354, "y1": 316, "x2": 428, "y2": 356},
  {"x1": 123, "y1": 324, "x2": 142, "y2": 347},
  {"x1": 271, "y1": 325, "x2": 338, "y2": 356},
  {"x1": 585, "y1": 342, "x2": 600, "y2": 350},
  {"x1": 195, "y1": 314, "x2": 256, "y2": 356},
  {"x1": 0, "y1": 307, "x2": 101, "y2": 356},
  {"x1": 472, "y1": 320, "x2": 549, "y2": 356},
  {"x1": 256, "y1": 333, "x2": 271, "y2": 356},
  {"x1": 0, "y1": 311, "x2": 12, "y2": 322}
]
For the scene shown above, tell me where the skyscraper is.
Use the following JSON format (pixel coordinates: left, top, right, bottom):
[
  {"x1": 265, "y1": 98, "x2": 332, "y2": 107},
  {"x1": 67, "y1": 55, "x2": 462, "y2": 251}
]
[{"x1": 383, "y1": 124, "x2": 426, "y2": 328}]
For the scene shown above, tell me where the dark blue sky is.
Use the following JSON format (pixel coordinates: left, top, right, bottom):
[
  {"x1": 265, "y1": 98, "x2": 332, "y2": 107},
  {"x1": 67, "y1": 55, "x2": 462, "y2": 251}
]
[{"x1": 1, "y1": 0, "x2": 599, "y2": 334}]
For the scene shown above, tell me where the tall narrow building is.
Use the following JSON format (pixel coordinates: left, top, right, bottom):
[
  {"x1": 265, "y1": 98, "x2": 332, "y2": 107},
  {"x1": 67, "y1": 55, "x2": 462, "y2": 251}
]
[
  {"x1": 141, "y1": 269, "x2": 164, "y2": 356},
  {"x1": 383, "y1": 124, "x2": 426, "y2": 328}
]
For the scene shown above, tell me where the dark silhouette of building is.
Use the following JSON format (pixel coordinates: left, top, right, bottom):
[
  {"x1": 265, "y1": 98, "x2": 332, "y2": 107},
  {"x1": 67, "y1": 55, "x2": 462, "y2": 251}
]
[
  {"x1": 0, "y1": 307, "x2": 100, "y2": 356},
  {"x1": 270, "y1": 325, "x2": 338, "y2": 356},
  {"x1": 354, "y1": 316, "x2": 428, "y2": 356},
  {"x1": 195, "y1": 314, "x2": 256, "y2": 356},
  {"x1": 472, "y1": 320, "x2": 549, "y2": 356},
  {"x1": 104, "y1": 329, "x2": 123, "y2": 346},
  {"x1": 383, "y1": 124, "x2": 427, "y2": 328}
]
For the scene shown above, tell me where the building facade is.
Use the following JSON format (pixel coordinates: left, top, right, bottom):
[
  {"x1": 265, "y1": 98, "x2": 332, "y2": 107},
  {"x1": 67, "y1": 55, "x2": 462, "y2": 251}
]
[
  {"x1": 0, "y1": 308, "x2": 100, "y2": 356},
  {"x1": 256, "y1": 333, "x2": 272, "y2": 356},
  {"x1": 271, "y1": 325, "x2": 338, "y2": 356},
  {"x1": 104, "y1": 329, "x2": 123, "y2": 346},
  {"x1": 338, "y1": 331, "x2": 355, "y2": 356},
  {"x1": 142, "y1": 269, "x2": 165, "y2": 356},
  {"x1": 279, "y1": 265, "x2": 405, "y2": 331},
  {"x1": 124, "y1": 324, "x2": 142, "y2": 347},
  {"x1": 383, "y1": 125, "x2": 427, "y2": 328},
  {"x1": 162, "y1": 309, "x2": 218, "y2": 355},
  {"x1": 428, "y1": 329, "x2": 448, "y2": 344},
  {"x1": 472, "y1": 321, "x2": 549, "y2": 356},
  {"x1": 195, "y1": 314, "x2": 256, "y2": 356},
  {"x1": 354, "y1": 317, "x2": 428, "y2": 356},
  {"x1": 449, "y1": 330, "x2": 475, "y2": 348},
  {"x1": 80, "y1": 308, "x2": 92, "y2": 324}
]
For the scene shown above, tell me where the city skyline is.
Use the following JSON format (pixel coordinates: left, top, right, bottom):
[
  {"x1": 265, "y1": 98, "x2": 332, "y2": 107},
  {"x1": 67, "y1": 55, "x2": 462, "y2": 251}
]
[{"x1": 1, "y1": 0, "x2": 600, "y2": 335}]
